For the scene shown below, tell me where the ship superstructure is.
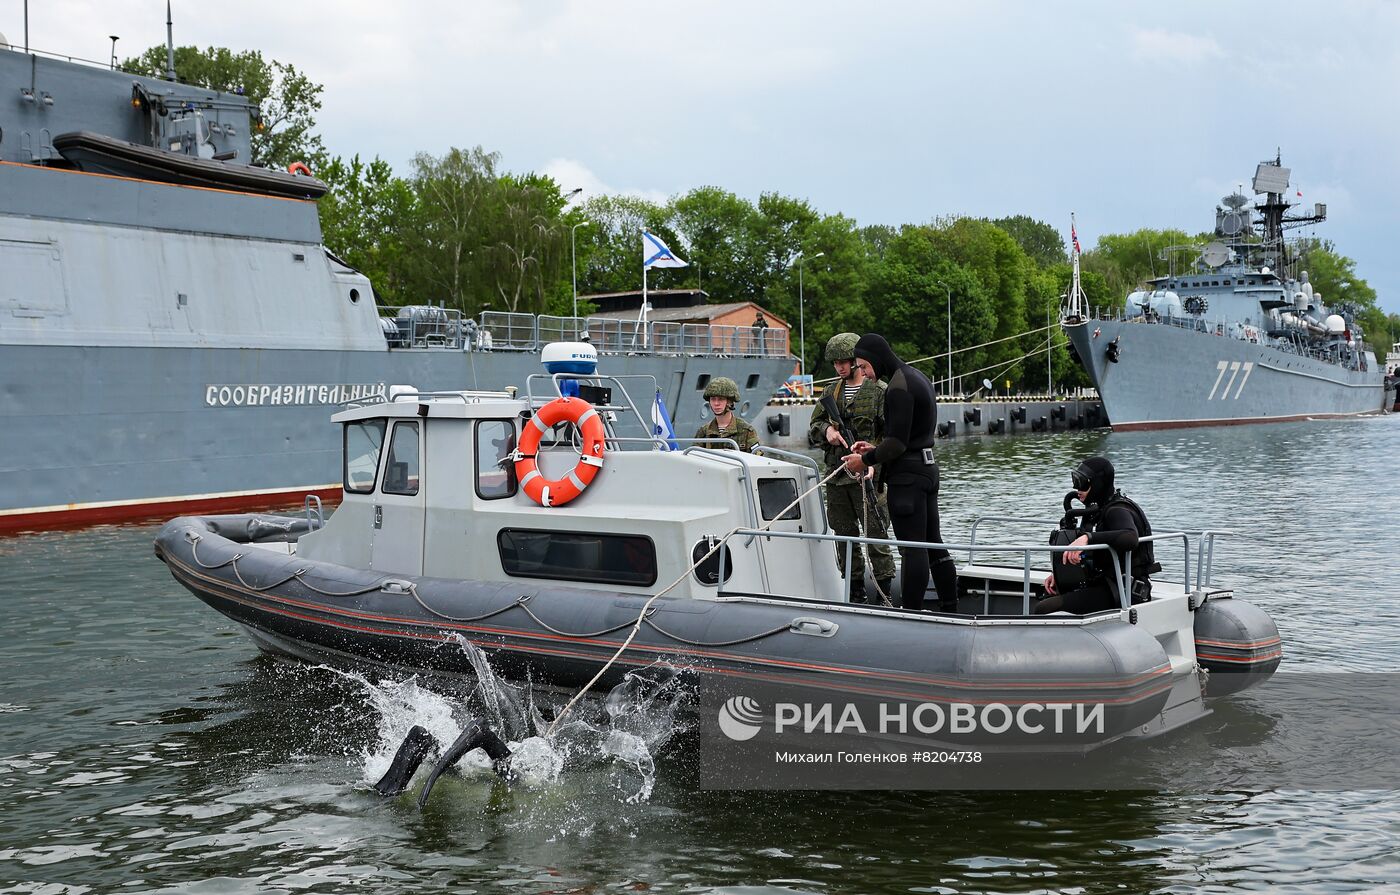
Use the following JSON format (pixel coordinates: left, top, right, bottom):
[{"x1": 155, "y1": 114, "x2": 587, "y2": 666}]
[
  {"x1": 1063, "y1": 156, "x2": 1384, "y2": 430},
  {"x1": 0, "y1": 41, "x2": 790, "y2": 531}
]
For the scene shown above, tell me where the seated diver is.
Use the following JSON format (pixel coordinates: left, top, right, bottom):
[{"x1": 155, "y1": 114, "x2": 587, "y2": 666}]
[{"x1": 1037, "y1": 456, "x2": 1158, "y2": 615}]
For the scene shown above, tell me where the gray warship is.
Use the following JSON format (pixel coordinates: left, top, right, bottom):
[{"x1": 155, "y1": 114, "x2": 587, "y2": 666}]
[
  {"x1": 0, "y1": 32, "x2": 790, "y2": 531},
  {"x1": 1063, "y1": 157, "x2": 1385, "y2": 430}
]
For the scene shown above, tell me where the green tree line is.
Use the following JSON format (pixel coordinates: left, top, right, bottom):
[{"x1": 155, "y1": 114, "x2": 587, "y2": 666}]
[{"x1": 127, "y1": 45, "x2": 1400, "y2": 386}]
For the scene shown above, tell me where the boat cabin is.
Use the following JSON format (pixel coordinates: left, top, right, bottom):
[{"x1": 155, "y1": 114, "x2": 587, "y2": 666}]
[{"x1": 293, "y1": 377, "x2": 845, "y2": 602}]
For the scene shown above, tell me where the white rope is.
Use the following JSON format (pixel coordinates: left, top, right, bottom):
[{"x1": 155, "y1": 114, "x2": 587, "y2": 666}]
[{"x1": 543, "y1": 463, "x2": 848, "y2": 737}]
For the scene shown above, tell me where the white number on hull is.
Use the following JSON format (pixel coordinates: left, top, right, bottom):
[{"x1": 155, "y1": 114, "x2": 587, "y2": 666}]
[
  {"x1": 1232, "y1": 361, "x2": 1254, "y2": 399},
  {"x1": 1220, "y1": 361, "x2": 1242, "y2": 398},
  {"x1": 1207, "y1": 361, "x2": 1230, "y2": 400},
  {"x1": 1206, "y1": 360, "x2": 1256, "y2": 400}
]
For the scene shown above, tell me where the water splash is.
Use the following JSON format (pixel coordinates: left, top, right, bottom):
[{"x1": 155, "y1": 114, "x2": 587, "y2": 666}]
[{"x1": 345, "y1": 640, "x2": 689, "y2": 804}]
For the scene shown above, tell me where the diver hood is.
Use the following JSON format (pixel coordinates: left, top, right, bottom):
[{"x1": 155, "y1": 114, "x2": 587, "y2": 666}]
[
  {"x1": 1074, "y1": 456, "x2": 1116, "y2": 509},
  {"x1": 853, "y1": 333, "x2": 901, "y2": 381}
]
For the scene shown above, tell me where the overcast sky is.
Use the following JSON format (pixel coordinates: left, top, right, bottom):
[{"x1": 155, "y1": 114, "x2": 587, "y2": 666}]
[{"x1": 8, "y1": 1, "x2": 1399, "y2": 312}]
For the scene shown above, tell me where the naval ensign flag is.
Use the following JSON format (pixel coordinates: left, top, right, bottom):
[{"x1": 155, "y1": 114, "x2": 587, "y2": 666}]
[
  {"x1": 642, "y1": 231, "x2": 687, "y2": 269},
  {"x1": 640, "y1": 231, "x2": 687, "y2": 348}
]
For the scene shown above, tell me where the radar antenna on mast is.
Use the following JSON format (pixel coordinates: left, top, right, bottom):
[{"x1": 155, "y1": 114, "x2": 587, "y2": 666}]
[{"x1": 165, "y1": 1, "x2": 176, "y2": 82}]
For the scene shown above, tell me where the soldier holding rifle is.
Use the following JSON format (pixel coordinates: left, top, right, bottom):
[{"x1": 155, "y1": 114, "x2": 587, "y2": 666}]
[{"x1": 809, "y1": 333, "x2": 896, "y2": 604}]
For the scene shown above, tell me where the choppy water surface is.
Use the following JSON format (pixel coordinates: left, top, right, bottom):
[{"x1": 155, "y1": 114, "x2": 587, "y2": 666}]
[{"x1": 2, "y1": 415, "x2": 1399, "y2": 893}]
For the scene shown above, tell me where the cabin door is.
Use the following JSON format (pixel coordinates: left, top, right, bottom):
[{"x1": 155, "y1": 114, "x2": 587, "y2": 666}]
[{"x1": 370, "y1": 420, "x2": 426, "y2": 576}]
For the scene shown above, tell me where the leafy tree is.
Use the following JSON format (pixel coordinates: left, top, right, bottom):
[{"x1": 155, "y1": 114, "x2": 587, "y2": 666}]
[
  {"x1": 926, "y1": 218, "x2": 1032, "y2": 377},
  {"x1": 317, "y1": 154, "x2": 423, "y2": 306},
  {"x1": 123, "y1": 45, "x2": 323, "y2": 167},
  {"x1": 858, "y1": 224, "x2": 898, "y2": 260},
  {"x1": 482, "y1": 172, "x2": 569, "y2": 314},
  {"x1": 575, "y1": 194, "x2": 676, "y2": 295},
  {"x1": 866, "y1": 225, "x2": 996, "y2": 392},
  {"x1": 1080, "y1": 228, "x2": 1199, "y2": 302},
  {"x1": 991, "y1": 215, "x2": 1068, "y2": 269},
  {"x1": 767, "y1": 213, "x2": 874, "y2": 377},
  {"x1": 410, "y1": 146, "x2": 502, "y2": 313},
  {"x1": 669, "y1": 186, "x2": 766, "y2": 302}
]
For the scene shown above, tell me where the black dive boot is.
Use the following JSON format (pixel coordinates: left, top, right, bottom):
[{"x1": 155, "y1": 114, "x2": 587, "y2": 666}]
[{"x1": 933, "y1": 557, "x2": 960, "y2": 613}]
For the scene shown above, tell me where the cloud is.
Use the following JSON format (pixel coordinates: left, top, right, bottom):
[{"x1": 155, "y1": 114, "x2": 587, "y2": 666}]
[
  {"x1": 538, "y1": 158, "x2": 670, "y2": 206},
  {"x1": 1131, "y1": 27, "x2": 1225, "y2": 64}
]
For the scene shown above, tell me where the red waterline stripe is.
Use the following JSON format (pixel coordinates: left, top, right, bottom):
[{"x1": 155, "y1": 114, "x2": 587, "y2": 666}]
[{"x1": 2, "y1": 487, "x2": 343, "y2": 535}]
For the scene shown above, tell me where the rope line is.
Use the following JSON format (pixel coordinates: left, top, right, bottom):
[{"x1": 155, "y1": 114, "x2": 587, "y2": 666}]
[
  {"x1": 643, "y1": 618, "x2": 792, "y2": 648},
  {"x1": 189, "y1": 536, "x2": 384, "y2": 597},
  {"x1": 812, "y1": 322, "x2": 1060, "y2": 386}
]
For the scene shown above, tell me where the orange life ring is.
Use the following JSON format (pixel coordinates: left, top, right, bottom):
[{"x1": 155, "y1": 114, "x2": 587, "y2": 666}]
[
  {"x1": 287, "y1": 161, "x2": 312, "y2": 177},
  {"x1": 513, "y1": 397, "x2": 606, "y2": 507}
]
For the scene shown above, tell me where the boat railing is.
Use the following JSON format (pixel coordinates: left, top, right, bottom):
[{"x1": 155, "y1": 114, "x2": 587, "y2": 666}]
[
  {"x1": 525, "y1": 372, "x2": 671, "y2": 449},
  {"x1": 970, "y1": 513, "x2": 1219, "y2": 597},
  {"x1": 478, "y1": 311, "x2": 790, "y2": 358},
  {"x1": 303, "y1": 494, "x2": 324, "y2": 531},
  {"x1": 724, "y1": 528, "x2": 1130, "y2": 615}
]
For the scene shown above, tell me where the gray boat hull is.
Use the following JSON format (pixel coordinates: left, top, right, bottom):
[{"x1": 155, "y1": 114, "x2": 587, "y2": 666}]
[
  {"x1": 1065, "y1": 317, "x2": 1384, "y2": 430},
  {"x1": 155, "y1": 513, "x2": 1190, "y2": 752}
]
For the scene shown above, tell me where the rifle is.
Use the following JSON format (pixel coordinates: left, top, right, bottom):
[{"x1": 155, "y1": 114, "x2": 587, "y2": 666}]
[{"x1": 817, "y1": 389, "x2": 890, "y2": 531}]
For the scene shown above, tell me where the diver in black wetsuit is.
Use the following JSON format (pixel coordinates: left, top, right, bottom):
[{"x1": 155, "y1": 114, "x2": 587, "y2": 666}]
[
  {"x1": 841, "y1": 333, "x2": 959, "y2": 612},
  {"x1": 1037, "y1": 456, "x2": 1157, "y2": 614}
]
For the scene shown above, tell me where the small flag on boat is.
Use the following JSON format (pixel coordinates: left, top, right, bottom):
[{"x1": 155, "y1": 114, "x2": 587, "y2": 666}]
[
  {"x1": 643, "y1": 231, "x2": 687, "y2": 269},
  {"x1": 1071, "y1": 222, "x2": 1082, "y2": 256},
  {"x1": 651, "y1": 390, "x2": 679, "y2": 450}
]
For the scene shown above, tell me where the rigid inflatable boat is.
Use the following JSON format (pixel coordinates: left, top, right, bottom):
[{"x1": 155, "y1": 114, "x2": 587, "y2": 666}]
[
  {"x1": 154, "y1": 346, "x2": 1281, "y2": 750},
  {"x1": 54, "y1": 131, "x2": 328, "y2": 199}
]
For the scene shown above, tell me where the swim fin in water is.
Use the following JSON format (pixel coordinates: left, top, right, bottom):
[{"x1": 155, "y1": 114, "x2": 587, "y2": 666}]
[
  {"x1": 372, "y1": 724, "x2": 437, "y2": 797},
  {"x1": 416, "y1": 718, "x2": 512, "y2": 809}
]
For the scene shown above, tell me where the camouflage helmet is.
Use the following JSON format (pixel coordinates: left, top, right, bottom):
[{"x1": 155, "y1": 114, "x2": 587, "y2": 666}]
[
  {"x1": 825, "y1": 332, "x2": 860, "y2": 362},
  {"x1": 703, "y1": 376, "x2": 741, "y2": 401}
]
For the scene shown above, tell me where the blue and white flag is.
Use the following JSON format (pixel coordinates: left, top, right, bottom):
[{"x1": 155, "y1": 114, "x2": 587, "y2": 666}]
[
  {"x1": 643, "y1": 231, "x2": 687, "y2": 269},
  {"x1": 651, "y1": 389, "x2": 679, "y2": 450}
]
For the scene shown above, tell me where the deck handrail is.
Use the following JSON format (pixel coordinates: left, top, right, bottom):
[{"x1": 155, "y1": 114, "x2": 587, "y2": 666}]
[{"x1": 727, "y1": 527, "x2": 1129, "y2": 615}]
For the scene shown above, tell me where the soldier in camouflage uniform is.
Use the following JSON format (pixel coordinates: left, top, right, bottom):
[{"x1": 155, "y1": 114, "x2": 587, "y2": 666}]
[
  {"x1": 809, "y1": 333, "x2": 896, "y2": 603},
  {"x1": 694, "y1": 377, "x2": 760, "y2": 452}
]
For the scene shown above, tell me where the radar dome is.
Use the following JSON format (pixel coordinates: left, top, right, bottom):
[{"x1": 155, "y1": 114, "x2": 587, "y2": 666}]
[
  {"x1": 541, "y1": 341, "x2": 598, "y2": 376},
  {"x1": 1324, "y1": 314, "x2": 1346, "y2": 334}
]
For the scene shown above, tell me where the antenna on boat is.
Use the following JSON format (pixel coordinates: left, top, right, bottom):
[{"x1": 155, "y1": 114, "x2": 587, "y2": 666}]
[{"x1": 164, "y1": 1, "x2": 176, "y2": 81}]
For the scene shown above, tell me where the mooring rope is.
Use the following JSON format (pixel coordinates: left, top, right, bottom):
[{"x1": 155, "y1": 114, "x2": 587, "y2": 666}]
[{"x1": 810, "y1": 322, "x2": 1060, "y2": 386}]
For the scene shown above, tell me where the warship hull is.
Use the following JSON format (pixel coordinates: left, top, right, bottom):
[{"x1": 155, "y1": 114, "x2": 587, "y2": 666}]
[
  {"x1": 0, "y1": 343, "x2": 782, "y2": 531},
  {"x1": 0, "y1": 59, "x2": 789, "y2": 533},
  {"x1": 1065, "y1": 317, "x2": 1384, "y2": 430}
]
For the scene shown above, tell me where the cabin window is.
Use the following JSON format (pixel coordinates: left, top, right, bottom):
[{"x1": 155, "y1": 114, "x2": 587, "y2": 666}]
[
  {"x1": 476, "y1": 419, "x2": 518, "y2": 500},
  {"x1": 343, "y1": 419, "x2": 386, "y2": 494},
  {"x1": 497, "y1": 529, "x2": 657, "y2": 587},
  {"x1": 382, "y1": 421, "x2": 420, "y2": 495},
  {"x1": 757, "y1": 478, "x2": 801, "y2": 521},
  {"x1": 696, "y1": 374, "x2": 711, "y2": 390}
]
